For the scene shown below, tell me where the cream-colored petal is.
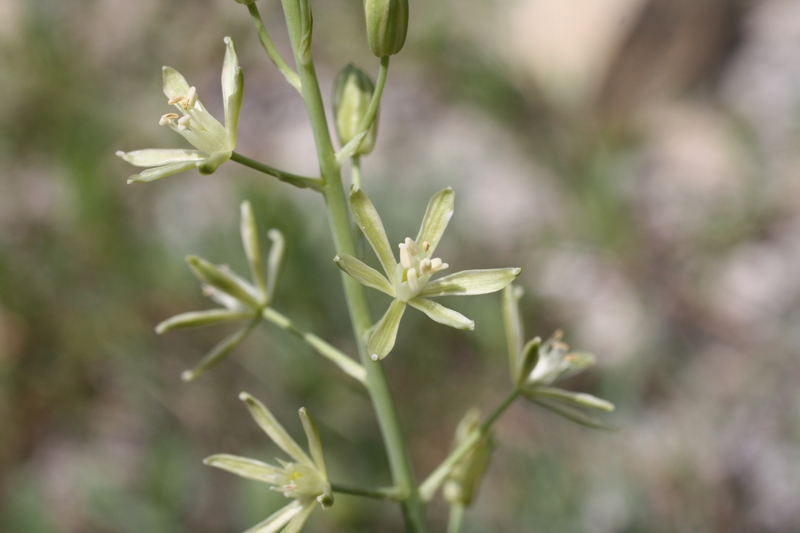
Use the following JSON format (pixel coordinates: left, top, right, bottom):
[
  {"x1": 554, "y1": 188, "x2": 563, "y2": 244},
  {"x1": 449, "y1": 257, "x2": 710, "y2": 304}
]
[
  {"x1": 126, "y1": 160, "x2": 200, "y2": 184},
  {"x1": 244, "y1": 500, "x2": 304, "y2": 533},
  {"x1": 415, "y1": 187, "x2": 454, "y2": 256},
  {"x1": 116, "y1": 148, "x2": 205, "y2": 167},
  {"x1": 239, "y1": 392, "x2": 314, "y2": 467},
  {"x1": 408, "y1": 298, "x2": 474, "y2": 330},
  {"x1": 155, "y1": 309, "x2": 254, "y2": 333},
  {"x1": 349, "y1": 187, "x2": 397, "y2": 279},
  {"x1": 334, "y1": 254, "x2": 395, "y2": 296},
  {"x1": 420, "y1": 268, "x2": 521, "y2": 298},
  {"x1": 367, "y1": 299, "x2": 407, "y2": 360}
]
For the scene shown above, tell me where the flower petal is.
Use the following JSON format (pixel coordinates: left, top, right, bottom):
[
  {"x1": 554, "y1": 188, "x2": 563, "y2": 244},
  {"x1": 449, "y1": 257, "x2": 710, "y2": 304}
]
[
  {"x1": 244, "y1": 500, "x2": 304, "y2": 533},
  {"x1": 162, "y1": 66, "x2": 206, "y2": 112},
  {"x1": 186, "y1": 255, "x2": 263, "y2": 309},
  {"x1": 367, "y1": 299, "x2": 407, "y2": 360},
  {"x1": 240, "y1": 201, "x2": 267, "y2": 297},
  {"x1": 349, "y1": 187, "x2": 396, "y2": 279},
  {"x1": 181, "y1": 318, "x2": 259, "y2": 382},
  {"x1": 415, "y1": 187, "x2": 454, "y2": 256},
  {"x1": 298, "y1": 408, "x2": 328, "y2": 482},
  {"x1": 126, "y1": 160, "x2": 200, "y2": 184},
  {"x1": 502, "y1": 285, "x2": 525, "y2": 377},
  {"x1": 155, "y1": 309, "x2": 254, "y2": 333},
  {"x1": 420, "y1": 268, "x2": 521, "y2": 298},
  {"x1": 221, "y1": 36, "x2": 244, "y2": 146},
  {"x1": 525, "y1": 396, "x2": 617, "y2": 431},
  {"x1": 525, "y1": 386, "x2": 615, "y2": 412},
  {"x1": 266, "y1": 229, "x2": 285, "y2": 302},
  {"x1": 334, "y1": 254, "x2": 395, "y2": 296},
  {"x1": 197, "y1": 150, "x2": 232, "y2": 175},
  {"x1": 279, "y1": 502, "x2": 316, "y2": 533},
  {"x1": 203, "y1": 454, "x2": 284, "y2": 483},
  {"x1": 408, "y1": 298, "x2": 474, "y2": 330},
  {"x1": 116, "y1": 149, "x2": 205, "y2": 167},
  {"x1": 239, "y1": 392, "x2": 314, "y2": 467},
  {"x1": 515, "y1": 337, "x2": 541, "y2": 389}
]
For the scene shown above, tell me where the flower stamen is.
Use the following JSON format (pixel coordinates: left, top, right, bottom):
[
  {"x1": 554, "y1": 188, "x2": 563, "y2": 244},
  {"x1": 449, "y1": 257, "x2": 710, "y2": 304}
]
[
  {"x1": 407, "y1": 267, "x2": 419, "y2": 292},
  {"x1": 168, "y1": 95, "x2": 186, "y2": 106},
  {"x1": 159, "y1": 112, "x2": 179, "y2": 126},
  {"x1": 177, "y1": 115, "x2": 192, "y2": 131}
]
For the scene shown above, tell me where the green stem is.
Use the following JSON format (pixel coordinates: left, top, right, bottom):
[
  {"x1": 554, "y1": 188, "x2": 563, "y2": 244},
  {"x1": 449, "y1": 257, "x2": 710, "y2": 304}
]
[
  {"x1": 230, "y1": 152, "x2": 322, "y2": 191},
  {"x1": 336, "y1": 56, "x2": 390, "y2": 164},
  {"x1": 262, "y1": 307, "x2": 366, "y2": 384},
  {"x1": 418, "y1": 389, "x2": 520, "y2": 501},
  {"x1": 246, "y1": 3, "x2": 302, "y2": 92},
  {"x1": 446, "y1": 504, "x2": 465, "y2": 533},
  {"x1": 278, "y1": 1, "x2": 428, "y2": 531},
  {"x1": 351, "y1": 156, "x2": 362, "y2": 189},
  {"x1": 331, "y1": 482, "x2": 401, "y2": 501}
]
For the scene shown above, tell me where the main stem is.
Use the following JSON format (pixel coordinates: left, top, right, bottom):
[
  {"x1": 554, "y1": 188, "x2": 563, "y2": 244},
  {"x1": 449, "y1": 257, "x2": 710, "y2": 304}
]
[{"x1": 279, "y1": 2, "x2": 427, "y2": 531}]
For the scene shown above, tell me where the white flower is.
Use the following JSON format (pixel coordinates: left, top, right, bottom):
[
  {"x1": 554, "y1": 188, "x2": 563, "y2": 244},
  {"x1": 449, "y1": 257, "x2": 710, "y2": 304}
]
[
  {"x1": 116, "y1": 37, "x2": 243, "y2": 183},
  {"x1": 335, "y1": 187, "x2": 520, "y2": 360},
  {"x1": 205, "y1": 393, "x2": 333, "y2": 533}
]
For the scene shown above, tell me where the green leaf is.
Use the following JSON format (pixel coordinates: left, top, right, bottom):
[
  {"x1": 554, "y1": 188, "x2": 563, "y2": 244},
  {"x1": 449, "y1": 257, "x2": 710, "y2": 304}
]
[
  {"x1": 421, "y1": 268, "x2": 521, "y2": 298},
  {"x1": 116, "y1": 149, "x2": 205, "y2": 167},
  {"x1": 367, "y1": 299, "x2": 407, "y2": 360},
  {"x1": 186, "y1": 255, "x2": 262, "y2": 309},
  {"x1": 408, "y1": 298, "x2": 474, "y2": 330},
  {"x1": 244, "y1": 500, "x2": 304, "y2": 533},
  {"x1": 155, "y1": 309, "x2": 254, "y2": 333},
  {"x1": 415, "y1": 188, "x2": 454, "y2": 256},
  {"x1": 349, "y1": 187, "x2": 397, "y2": 279},
  {"x1": 221, "y1": 36, "x2": 243, "y2": 146},
  {"x1": 240, "y1": 201, "x2": 267, "y2": 297},
  {"x1": 181, "y1": 318, "x2": 259, "y2": 381},
  {"x1": 239, "y1": 392, "x2": 314, "y2": 466},
  {"x1": 203, "y1": 454, "x2": 283, "y2": 482},
  {"x1": 526, "y1": 396, "x2": 617, "y2": 431},
  {"x1": 334, "y1": 254, "x2": 394, "y2": 296}
]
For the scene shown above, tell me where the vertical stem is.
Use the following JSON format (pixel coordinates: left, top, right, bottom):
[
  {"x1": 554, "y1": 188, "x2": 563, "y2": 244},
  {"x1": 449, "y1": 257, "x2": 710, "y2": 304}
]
[
  {"x1": 446, "y1": 504, "x2": 466, "y2": 533},
  {"x1": 278, "y1": 1, "x2": 427, "y2": 531},
  {"x1": 351, "y1": 156, "x2": 362, "y2": 189}
]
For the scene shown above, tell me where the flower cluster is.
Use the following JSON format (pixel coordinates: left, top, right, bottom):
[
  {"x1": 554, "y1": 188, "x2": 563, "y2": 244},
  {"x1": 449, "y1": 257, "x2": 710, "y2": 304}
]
[
  {"x1": 205, "y1": 393, "x2": 333, "y2": 533},
  {"x1": 156, "y1": 201, "x2": 284, "y2": 381},
  {"x1": 335, "y1": 187, "x2": 521, "y2": 360},
  {"x1": 117, "y1": 37, "x2": 242, "y2": 183}
]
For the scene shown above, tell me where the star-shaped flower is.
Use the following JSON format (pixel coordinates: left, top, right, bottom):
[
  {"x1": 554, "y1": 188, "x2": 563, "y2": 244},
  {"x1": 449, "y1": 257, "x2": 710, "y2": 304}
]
[
  {"x1": 205, "y1": 393, "x2": 333, "y2": 533},
  {"x1": 116, "y1": 37, "x2": 243, "y2": 183},
  {"x1": 335, "y1": 187, "x2": 521, "y2": 360}
]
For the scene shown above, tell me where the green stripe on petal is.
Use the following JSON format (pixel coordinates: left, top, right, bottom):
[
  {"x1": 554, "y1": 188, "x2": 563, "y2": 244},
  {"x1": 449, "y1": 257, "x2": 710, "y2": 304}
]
[
  {"x1": 186, "y1": 255, "x2": 262, "y2": 309},
  {"x1": 526, "y1": 386, "x2": 615, "y2": 412},
  {"x1": 116, "y1": 149, "x2": 205, "y2": 167},
  {"x1": 240, "y1": 201, "x2": 267, "y2": 297},
  {"x1": 181, "y1": 318, "x2": 259, "y2": 381},
  {"x1": 266, "y1": 230, "x2": 285, "y2": 301},
  {"x1": 502, "y1": 285, "x2": 525, "y2": 380},
  {"x1": 334, "y1": 254, "x2": 395, "y2": 296},
  {"x1": 421, "y1": 268, "x2": 521, "y2": 298},
  {"x1": 349, "y1": 187, "x2": 397, "y2": 279},
  {"x1": 367, "y1": 299, "x2": 407, "y2": 360},
  {"x1": 244, "y1": 500, "x2": 304, "y2": 533},
  {"x1": 279, "y1": 502, "x2": 316, "y2": 533},
  {"x1": 203, "y1": 454, "x2": 284, "y2": 483},
  {"x1": 221, "y1": 37, "x2": 243, "y2": 146},
  {"x1": 126, "y1": 160, "x2": 200, "y2": 184},
  {"x1": 525, "y1": 396, "x2": 618, "y2": 431},
  {"x1": 239, "y1": 392, "x2": 314, "y2": 467},
  {"x1": 298, "y1": 408, "x2": 328, "y2": 479},
  {"x1": 155, "y1": 309, "x2": 254, "y2": 333},
  {"x1": 415, "y1": 187, "x2": 454, "y2": 256},
  {"x1": 408, "y1": 298, "x2": 474, "y2": 330}
]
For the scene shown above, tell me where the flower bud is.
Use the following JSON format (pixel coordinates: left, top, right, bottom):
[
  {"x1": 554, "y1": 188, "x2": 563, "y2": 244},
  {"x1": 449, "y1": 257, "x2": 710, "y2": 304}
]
[
  {"x1": 333, "y1": 64, "x2": 378, "y2": 155},
  {"x1": 443, "y1": 409, "x2": 494, "y2": 507},
  {"x1": 364, "y1": 0, "x2": 408, "y2": 57}
]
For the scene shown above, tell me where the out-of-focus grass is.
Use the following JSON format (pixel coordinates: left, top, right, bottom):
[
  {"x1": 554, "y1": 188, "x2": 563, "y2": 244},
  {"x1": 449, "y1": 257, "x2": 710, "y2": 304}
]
[{"x1": 2, "y1": 1, "x2": 800, "y2": 532}]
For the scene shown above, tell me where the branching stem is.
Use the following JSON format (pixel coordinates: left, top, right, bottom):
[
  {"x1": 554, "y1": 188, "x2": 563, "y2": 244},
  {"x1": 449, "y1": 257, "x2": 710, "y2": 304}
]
[
  {"x1": 246, "y1": 3, "x2": 302, "y2": 92},
  {"x1": 231, "y1": 152, "x2": 322, "y2": 191}
]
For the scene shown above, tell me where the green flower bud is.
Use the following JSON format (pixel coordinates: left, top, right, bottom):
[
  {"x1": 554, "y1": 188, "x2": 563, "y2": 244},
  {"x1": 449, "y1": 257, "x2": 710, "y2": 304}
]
[
  {"x1": 333, "y1": 64, "x2": 378, "y2": 156},
  {"x1": 443, "y1": 409, "x2": 494, "y2": 507},
  {"x1": 364, "y1": 0, "x2": 408, "y2": 57}
]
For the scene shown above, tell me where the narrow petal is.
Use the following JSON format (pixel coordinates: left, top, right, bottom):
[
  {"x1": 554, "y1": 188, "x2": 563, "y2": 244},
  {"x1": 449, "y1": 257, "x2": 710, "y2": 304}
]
[
  {"x1": 515, "y1": 337, "x2": 541, "y2": 389},
  {"x1": 367, "y1": 299, "x2": 407, "y2": 360},
  {"x1": 415, "y1": 187, "x2": 454, "y2": 256},
  {"x1": 349, "y1": 187, "x2": 397, "y2": 279},
  {"x1": 557, "y1": 350, "x2": 597, "y2": 381},
  {"x1": 240, "y1": 201, "x2": 267, "y2": 297},
  {"x1": 334, "y1": 254, "x2": 395, "y2": 296},
  {"x1": 162, "y1": 67, "x2": 206, "y2": 112},
  {"x1": 221, "y1": 36, "x2": 244, "y2": 146},
  {"x1": 298, "y1": 408, "x2": 327, "y2": 479},
  {"x1": 525, "y1": 396, "x2": 618, "y2": 431},
  {"x1": 244, "y1": 500, "x2": 304, "y2": 533},
  {"x1": 203, "y1": 454, "x2": 284, "y2": 483},
  {"x1": 279, "y1": 502, "x2": 316, "y2": 533},
  {"x1": 502, "y1": 285, "x2": 525, "y2": 377},
  {"x1": 181, "y1": 318, "x2": 259, "y2": 382},
  {"x1": 239, "y1": 392, "x2": 314, "y2": 466},
  {"x1": 408, "y1": 298, "x2": 474, "y2": 330},
  {"x1": 266, "y1": 230, "x2": 285, "y2": 302},
  {"x1": 526, "y1": 386, "x2": 615, "y2": 412},
  {"x1": 421, "y1": 268, "x2": 521, "y2": 298},
  {"x1": 186, "y1": 255, "x2": 263, "y2": 309},
  {"x1": 155, "y1": 309, "x2": 254, "y2": 333},
  {"x1": 116, "y1": 149, "x2": 205, "y2": 167},
  {"x1": 126, "y1": 160, "x2": 199, "y2": 184}
]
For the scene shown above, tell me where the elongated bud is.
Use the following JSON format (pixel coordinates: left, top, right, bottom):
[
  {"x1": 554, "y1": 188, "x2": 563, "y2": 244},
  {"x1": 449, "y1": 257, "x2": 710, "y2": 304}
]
[
  {"x1": 333, "y1": 64, "x2": 378, "y2": 155},
  {"x1": 444, "y1": 409, "x2": 493, "y2": 507},
  {"x1": 364, "y1": 0, "x2": 408, "y2": 57}
]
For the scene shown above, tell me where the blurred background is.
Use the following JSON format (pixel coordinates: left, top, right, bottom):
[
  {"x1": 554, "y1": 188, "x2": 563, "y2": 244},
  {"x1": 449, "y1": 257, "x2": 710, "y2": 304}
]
[{"x1": 2, "y1": 0, "x2": 799, "y2": 531}]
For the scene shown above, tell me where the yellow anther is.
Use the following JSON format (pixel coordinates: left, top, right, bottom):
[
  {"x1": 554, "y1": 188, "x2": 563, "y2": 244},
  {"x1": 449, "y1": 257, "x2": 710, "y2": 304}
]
[
  {"x1": 168, "y1": 95, "x2": 186, "y2": 106},
  {"x1": 407, "y1": 267, "x2": 419, "y2": 292},
  {"x1": 185, "y1": 86, "x2": 198, "y2": 108},
  {"x1": 177, "y1": 115, "x2": 192, "y2": 131},
  {"x1": 399, "y1": 243, "x2": 413, "y2": 269},
  {"x1": 404, "y1": 237, "x2": 419, "y2": 256},
  {"x1": 423, "y1": 241, "x2": 431, "y2": 252},
  {"x1": 159, "y1": 113, "x2": 179, "y2": 126}
]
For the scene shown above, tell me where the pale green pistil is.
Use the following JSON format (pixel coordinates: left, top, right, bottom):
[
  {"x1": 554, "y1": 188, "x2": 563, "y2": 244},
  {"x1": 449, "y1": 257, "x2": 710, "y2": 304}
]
[{"x1": 394, "y1": 237, "x2": 448, "y2": 302}]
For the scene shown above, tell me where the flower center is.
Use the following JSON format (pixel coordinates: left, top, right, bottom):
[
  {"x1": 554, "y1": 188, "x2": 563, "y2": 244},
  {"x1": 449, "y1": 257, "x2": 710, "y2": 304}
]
[
  {"x1": 396, "y1": 237, "x2": 448, "y2": 301},
  {"x1": 158, "y1": 86, "x2": 231, "y2": 153}
]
